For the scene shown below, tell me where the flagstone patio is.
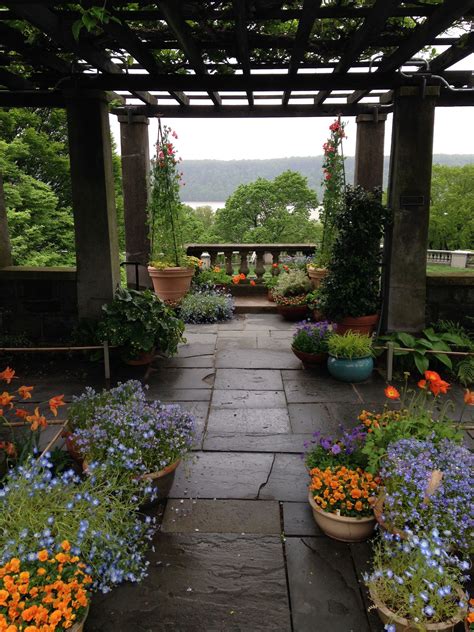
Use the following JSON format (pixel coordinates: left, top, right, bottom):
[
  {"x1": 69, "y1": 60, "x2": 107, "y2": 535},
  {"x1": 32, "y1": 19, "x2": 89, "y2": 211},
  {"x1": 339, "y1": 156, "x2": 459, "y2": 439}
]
[{"x1": 14, "y1": 314, "x2": 472, "y2": 632}]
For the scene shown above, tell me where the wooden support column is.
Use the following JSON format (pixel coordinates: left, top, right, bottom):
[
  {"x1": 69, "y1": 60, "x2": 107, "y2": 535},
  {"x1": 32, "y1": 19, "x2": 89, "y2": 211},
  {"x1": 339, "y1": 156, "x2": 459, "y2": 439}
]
[
  {"x1": 383, "y1": 87, "x2": 439, "y2": 333},
  {"x1": 0, "y1": 173, "x2": 13, "y2": 267},
  {"x1": 66, "y1": 91, "x2": 120, "y2": 320},
  {"x1": 354, "y1": 112, "x2": 387, "y2": 190},
  {"x1": 118, "y1": 114, "x2": 151, "y2": 288}
]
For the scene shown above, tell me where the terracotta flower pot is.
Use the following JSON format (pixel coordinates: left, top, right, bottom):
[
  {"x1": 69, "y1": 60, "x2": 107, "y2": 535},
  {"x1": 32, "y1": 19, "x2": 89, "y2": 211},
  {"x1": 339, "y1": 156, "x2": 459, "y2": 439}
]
[
  {"x1": 148, "y1": 266, "x2": 194, "y2": 302},
  {"x1": 308, "y1": 491, "x2": 376, "y2": 542},
  {"x1": 292, "y1": 347, "x2": 327, "y2": 369},
  {"x1": 371, "y1": 492, "x2": 408, "y2": 540},
  {"x1": 267, "y1": 289, "x2": 275, "y2": 302},
  {"x1": 369, "y1": 585, "x2": 466, "y2": 632},
  {"x1": 64, "y1": 432, "x2": 84, "y2": 467},
  {"x1": 336, "y1": 314, "x2": 379, "y2": 335},
  {"x1": 124, "y1": 347, "x2": 156, "y2": 366},
  {"x1": 140, "y1": 459, "x2": 181, "y2": 508},
  {"x1": 71, "y1": 608, "x2": 89, "y2": 632},
  {"x1": 307, "y1": 267, "x2": 327, "y2": 289},
  {"x1": 276, "y1": 304, "x2": 309, "y2": 321}
]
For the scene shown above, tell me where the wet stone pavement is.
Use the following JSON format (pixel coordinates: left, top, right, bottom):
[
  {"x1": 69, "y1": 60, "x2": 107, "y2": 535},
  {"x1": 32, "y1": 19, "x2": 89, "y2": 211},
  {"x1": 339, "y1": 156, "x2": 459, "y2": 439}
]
[{"x1": 18, "y1": 314, "x2": 472, "y2": 632}]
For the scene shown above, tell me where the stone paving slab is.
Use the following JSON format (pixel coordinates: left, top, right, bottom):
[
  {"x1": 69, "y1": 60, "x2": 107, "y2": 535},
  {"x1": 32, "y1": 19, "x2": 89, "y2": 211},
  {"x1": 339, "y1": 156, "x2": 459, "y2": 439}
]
[
  {"x1": 288, "y1": 402, "x2": 337, "y2": 433},
  {"x1": 147, "y1": 388, "x2": 212, "y2": 402},
  {"x1": 350, "y1": 542, "x2": 384, "y2": 632},
  {"x1": 243, "y1": 315, "x2": 295, "y2": 330},
  {"x1": 216, "y1": 337, "x2": 258, "y2": 351},
  {"x1": 256, "y1": 335, "x2": 295, "y2": 350},
  {"x1": 285, "y1": 536, "x2": 371, "y2": 632},
  {"x1": 206, "y1": 407, "x2": 290, "y2": 434},
  {"x1": 181, "y1": 333, "x2": 217, "y2": 345},
  {"x1": 283, "y1": 376, "x2": 360, "y2": 403},
  {"x1": 173, "y1": 401, "x2": 209, "y2": 449},
  {"x1": 158, "y1": 354, "x2": 215, "y2": 368},
  {"x1": 214, "y1": 368, "x2": 284, "y2": 391},
  {"x1": 184, "y1": 323, "x2": 218, "y2": 334},
  {"x1": 87, "y1": 534, "x2": 291, "y2": 632},
  {"x1": 203, "y1": 432, "x2": 312, "y2": 453},
  {"x1": 162, "y1": 499, "x2": 281, "y2": 534},
  {"x1": 282, "y1": 502, "x2": 322, "y2": 537},
  {"x1": 259, "y1": 453, "x2": 308, "y2": 502},
  {"x1": 216, "y1": 349, "x2": 300, "y2": 369},
  {"x1": 211, "y1": 389, "x2": 286, "y2": 409},
  {"x1": 218, "y1": 330, "x2": 258, "y2": 338},
  {"x1": 146, "y1": 368, "x2": 215, "y2": 390},
  {"x1": 176, "y1": 343, "x2": 216, "y2": 358},
  {"x1": 170, "y1": 451, "x2": 274, "y2": 499}
]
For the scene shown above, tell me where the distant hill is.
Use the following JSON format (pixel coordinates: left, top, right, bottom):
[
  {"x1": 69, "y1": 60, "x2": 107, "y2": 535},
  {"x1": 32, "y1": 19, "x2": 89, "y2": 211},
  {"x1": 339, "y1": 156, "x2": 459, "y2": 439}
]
[{"x1": 180, "y1": 154, "x2": 474, "y2": 202}]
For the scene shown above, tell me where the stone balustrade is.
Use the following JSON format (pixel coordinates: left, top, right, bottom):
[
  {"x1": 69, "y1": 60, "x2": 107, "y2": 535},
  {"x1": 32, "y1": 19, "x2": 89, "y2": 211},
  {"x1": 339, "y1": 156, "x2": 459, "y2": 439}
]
[
  {"x1": 186, "y1": 244, "x2": 316, "y2": 282},
  {"x1": 426, "y1": 249, "x2": 452, "y2": 265},
  {"x1": 426, "y1": 249, "x2": 474, "y2": 268}
]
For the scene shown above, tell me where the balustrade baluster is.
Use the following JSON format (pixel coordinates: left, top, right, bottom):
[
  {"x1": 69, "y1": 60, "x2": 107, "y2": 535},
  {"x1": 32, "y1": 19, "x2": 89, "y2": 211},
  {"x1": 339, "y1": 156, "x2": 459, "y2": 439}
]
[
  {"x1": 224, "y1": 250, "x2": 234, "y2": 275},
  {"x1": 209, "y1": 250, "x2": 218, "y2": 268},
  {"x1": 239, "y1": 250, "x2": 250, "y2": 277},
  {"x1": 271, "y1": 250, "x2": 281, "y2": 276},
  {"x1": 255, "y1": 251, "x2": 265, "y2": 282}
]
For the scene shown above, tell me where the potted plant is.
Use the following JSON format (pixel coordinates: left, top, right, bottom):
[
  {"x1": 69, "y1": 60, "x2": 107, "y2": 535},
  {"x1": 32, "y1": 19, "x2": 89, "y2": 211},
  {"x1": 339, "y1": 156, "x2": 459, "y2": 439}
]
[
  {"x1": 304, "y1": 425, "x2": 368, "y2": 471},
  {"x1": 0, "y1": 457, "x2": 155, "y2": 594},
  {"x1": 147, "y1": 123, "x2": 198, "y2": 301},
  {"x1": 0, "y1": 546, "x2": 92, "y2": 631},
  {"x1": 195, "y1": 266, "x2": 233, "y2": 292},
  {"x1": 366, "y1": 532, "x2": 469, "y2": 631},
  {"x1": 308, "y1": 465, "x2": 378, "y2": 542},
  {"x1": 98, "y1": 287, "x2": 185, "y2": 365},
  {"x1": 327, "y1": 331, "x2": 374, "y2": 382},
  {"x1": 68, "y1": 380, "x2": 195, "y2": 502},
  {"x1": 263, "y1": 273, "x2": 279, "y2": 301},
  {"x1": 273, "y1": 269, "x2": 311, "y2": 320},
  {"x1": 318, "y1": 185, "x2": 389, "y2": 334},
  {"x1": 376, "y1": 437, "x2": 473, "y2": 555},
  {"x1": 178, "y1": 287, "x2": 235, "y2": 324},
  {"x1": 291, "y1": 320, "x2": 335, "y2": 368}
]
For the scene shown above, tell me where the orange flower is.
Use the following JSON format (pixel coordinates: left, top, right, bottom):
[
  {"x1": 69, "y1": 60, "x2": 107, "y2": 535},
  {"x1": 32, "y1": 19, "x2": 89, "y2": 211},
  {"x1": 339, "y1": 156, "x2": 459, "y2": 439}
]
[
  {"x1": 37, "y1": 551, "x2": 48, "y2": 563},
  {"x1": 464, "y1": 389, "x2": 474, "y2": 406},
  {"x1": 15, "y1": 408, "x2": 29, "y2": 419},
  {"x1": 26, "y1": 408, "x2": 47, "y2": 431},
  {"x1": 424, "y1": 370, "x2": 441, "y2": 382},
  {"x1": 232, "y1": 275, "x2": 240, "y2": 285},
  {"x1": 239, "y1": 273, "x2": 246, "y2": 280},
  {"x1": 354, "y1": 500, "x2": 363, "y2": 512},
  {"x1": 417, "y1": 379, "x2": 426, "y2": 389},
  {"x1": 0, "y1": 392, "x2": 14, "y2": 408},
  {"x1": 49, "y1": 395, "x2": 65, "y2": 417},
  {"x1": 283, "y1": 265, "x2": 289, "y2": 271},
  {"x1": 384, "y1": 386, "x2": 400, "y2": 400},
  {"x1": 272, "y1": 263, "x2": 279, "y2": 268},
  {"x1": 250, "y1": 280, "x2": 256, "y2": 286},
  {"x1": 0, "y1": 367, "x2": 16, "y2": 384},
  {"x1": 61, "y1": 541, "x2": 71, "y2": 552},
  {"x1": 18, "y1": 386, "x2": 33, "y2": 400},
  {"x1": 429, "y1": 379, "x2": 450, "y2": 397},
  {"x1": 213, "y1": 266, "x2": 221, "y2": 273}
]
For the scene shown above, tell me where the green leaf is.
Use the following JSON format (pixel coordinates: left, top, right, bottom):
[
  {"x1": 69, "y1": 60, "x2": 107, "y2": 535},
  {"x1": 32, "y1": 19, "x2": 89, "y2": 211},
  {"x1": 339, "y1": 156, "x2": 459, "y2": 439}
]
[
  {"x1": 393, "y1": 349, "x2": 410, "y2": 356},
  {"x1": 414, "y1": 353, "x2": 429, "y2": 374},
  {"x1": 433, "y1": 353, "x2": 453, "y2": 370},
  {"x1": 423, "y1": 328, "x2": 440, "y2": 342},
  {"x1": 440, "y1": 333, "x2": 465, "y2": 346},
  {"x1": 72, "y1": 20, "x2": 83, "y2": 41},
  {"x1": 397, "y1": 332, "x2": 416, "y2": 348},
  {"x1": 416, "y1": 338, "x2": 434, "y2": 349}
]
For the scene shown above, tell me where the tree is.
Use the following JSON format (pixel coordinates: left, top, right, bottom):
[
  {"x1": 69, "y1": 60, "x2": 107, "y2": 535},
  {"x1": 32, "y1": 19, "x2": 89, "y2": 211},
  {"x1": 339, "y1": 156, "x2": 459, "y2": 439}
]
[
  {"x1": 428, "y1": 164, "x2": 474, "y2": 250},
  {"x1": 213, "y1": 170, "x2": 320, "y2": 243}
]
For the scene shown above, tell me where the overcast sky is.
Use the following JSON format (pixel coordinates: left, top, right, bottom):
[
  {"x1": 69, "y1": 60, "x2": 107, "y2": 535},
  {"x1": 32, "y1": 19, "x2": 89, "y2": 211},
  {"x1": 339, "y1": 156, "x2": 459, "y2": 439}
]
[{"x1": 110, "y1": 55, "x2": 473, "y2": 160}]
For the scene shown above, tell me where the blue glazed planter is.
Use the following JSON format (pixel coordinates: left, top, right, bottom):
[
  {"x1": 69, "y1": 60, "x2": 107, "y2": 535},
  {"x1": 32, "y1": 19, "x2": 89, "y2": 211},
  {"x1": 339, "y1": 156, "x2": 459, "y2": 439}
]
[{"x1": 327, "y1": 355, "x2": 374, "y2": 383}]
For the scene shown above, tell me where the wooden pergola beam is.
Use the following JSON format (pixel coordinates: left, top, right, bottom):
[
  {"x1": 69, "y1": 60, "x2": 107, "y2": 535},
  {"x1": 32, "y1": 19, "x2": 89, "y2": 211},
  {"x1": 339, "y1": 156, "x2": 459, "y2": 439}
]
[
  {"x1": 233, "y1": 0, "x2": 253, "y2": 107},
  {"x1": 0, "y1": 68, "x2": 35, "y2": 91},
  {"x1": 429, "y1": 30, "x2": 474, "y2": 73},
  {"x1": 314, "y1": 0, "x2": 399, "y2": 106},
  {"x1": 158, "y1": 0, "x2": 221, "y2": 107},
  {"x1": 282, "y1": 0, "x2": 323, "y2": 106},
  {"x1": 62, "y1": 69, "x2": 471, "y2": 92},
  {"x1": 347, "y1": 0, "x2": 474, "y2": 104}
]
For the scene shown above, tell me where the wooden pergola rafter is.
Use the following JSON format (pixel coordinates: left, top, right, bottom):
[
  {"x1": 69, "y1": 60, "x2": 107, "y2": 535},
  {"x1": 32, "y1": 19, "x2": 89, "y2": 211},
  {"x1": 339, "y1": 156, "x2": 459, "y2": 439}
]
[{"x1": 0, "y1": 0, "x2": 471, "y2": 114}]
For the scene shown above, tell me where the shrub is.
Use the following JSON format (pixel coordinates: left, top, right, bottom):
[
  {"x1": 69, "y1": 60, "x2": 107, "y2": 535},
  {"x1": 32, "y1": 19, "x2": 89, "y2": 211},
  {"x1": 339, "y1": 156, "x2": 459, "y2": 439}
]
[
  {"x1": 318, "y1": 185, "x2": 389, "y2": 320},
  {"x1": 178, "y1": 289, "x2": 234, "y2": 323},
  {"x1": 327, "y1": 332, "x2": 373, "y2": 359},
  {"x1": 274, "y1": 269, "x2": 311, "y2": 297}
]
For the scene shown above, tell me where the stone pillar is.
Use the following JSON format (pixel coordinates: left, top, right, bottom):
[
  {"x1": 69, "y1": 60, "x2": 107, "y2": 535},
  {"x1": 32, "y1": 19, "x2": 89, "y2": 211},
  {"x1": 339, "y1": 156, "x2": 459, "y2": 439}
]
[
  {"x1": 66, "y1": 91, "x2": 120, "y2": 320},
  {"x1": 118, "y1": 114, "x2": 151, "y2": 288},
  {"x1": 354, "y1": 112, "x2": 387, "y2": 191},
  {"x1": 383, "y1": 87, "x2": 439, "y2": 333},
  {"x1": 0, "y1": 173, "x2": 13, "y2": 267}
]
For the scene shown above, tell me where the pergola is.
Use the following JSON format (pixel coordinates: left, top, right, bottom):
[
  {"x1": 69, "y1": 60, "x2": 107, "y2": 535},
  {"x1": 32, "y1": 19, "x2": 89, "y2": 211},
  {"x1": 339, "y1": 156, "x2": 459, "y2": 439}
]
[{"x1": 0, "y1": 1, "x2": 473, "y2": 332}]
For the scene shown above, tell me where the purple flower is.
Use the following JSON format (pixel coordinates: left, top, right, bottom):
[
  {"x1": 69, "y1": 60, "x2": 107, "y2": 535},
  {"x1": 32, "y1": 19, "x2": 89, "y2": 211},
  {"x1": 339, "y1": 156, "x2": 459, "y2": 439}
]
[{"x1": 331, "y1": 444, "x2": 342, "y2": 455}]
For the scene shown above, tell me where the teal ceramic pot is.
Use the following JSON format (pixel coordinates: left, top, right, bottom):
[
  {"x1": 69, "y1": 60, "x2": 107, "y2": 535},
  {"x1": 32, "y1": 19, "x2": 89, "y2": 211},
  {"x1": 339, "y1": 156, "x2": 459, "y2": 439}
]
[{"x1": 327, "y1": 355, "x2": 374, "y2": 383}]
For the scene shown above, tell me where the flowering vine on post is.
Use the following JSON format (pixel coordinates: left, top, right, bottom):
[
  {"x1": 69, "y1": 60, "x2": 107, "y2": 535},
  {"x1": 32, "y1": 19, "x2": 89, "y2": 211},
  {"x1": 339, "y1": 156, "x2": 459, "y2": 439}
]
[
  {"x1": 317, "y1": 117, "x2": 347, "y2": 267},
  {"x1": 148, "y1": 122, "x2": 186, "y2": 267}
]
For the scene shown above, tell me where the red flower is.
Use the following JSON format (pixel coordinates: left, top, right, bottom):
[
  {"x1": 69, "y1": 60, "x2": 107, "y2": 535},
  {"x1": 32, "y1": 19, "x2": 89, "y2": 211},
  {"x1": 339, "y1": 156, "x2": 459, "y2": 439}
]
[
  {"x1": 424, "y1": 370, "x2": 441, "y2": 383},
  {"x1": 250, "y1": 280, "x2": 256, "y2": 286},
  {"x1": 384, "y1": 386, "x2": 400, "y2": 400},
  {"x1": 464, "y1": 389, "x2": 474, "y2": 406},
  {"x1": 418, "y1": 379, "x2": 427, "y2": 389}
]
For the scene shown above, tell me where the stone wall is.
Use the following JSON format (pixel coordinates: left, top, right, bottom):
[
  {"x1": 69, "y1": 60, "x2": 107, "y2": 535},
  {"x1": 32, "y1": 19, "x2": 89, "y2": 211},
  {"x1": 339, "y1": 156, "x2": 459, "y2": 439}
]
[
  {"x1": 0, "y1": 267, "x2": 77, "y2": 341},
  {"x1": 426, "y1": 274, "x2": 474, "y2": 326}
]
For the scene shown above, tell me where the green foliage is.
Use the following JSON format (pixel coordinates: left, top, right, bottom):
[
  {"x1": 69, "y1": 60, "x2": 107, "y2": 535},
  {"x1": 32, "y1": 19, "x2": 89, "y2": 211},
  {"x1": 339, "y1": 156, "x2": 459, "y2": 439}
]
[
  {"x1": 318, "y1": 185, "x2": 389, "y2": 320},
  {"x1": 274, "y1": 269, "x2": 311, "y2": 297},
  {"x1": 98, "y1": 288, "x2": 185, "y2": 359},
  {"x1": 195, "y1": 267, "x2": 232, "y2": 286},
  {"x1": 428, "y1": 164, "x2": 474, "y2": 250},
  {"x1": 377, "y1": 327, "x2": 468, "y2": 376},
  {"x1": 212, "y1": 170, "x2": 320, "y2": 243},
  {"x1": 327, "y1": 332, "x2": 373, "y2": 359}
]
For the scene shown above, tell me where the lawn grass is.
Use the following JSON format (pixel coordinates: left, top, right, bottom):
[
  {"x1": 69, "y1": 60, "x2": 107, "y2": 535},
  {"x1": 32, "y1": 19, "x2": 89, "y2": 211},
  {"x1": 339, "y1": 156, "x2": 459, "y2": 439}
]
[{"x1": 426, "y1": 264, "x2": 474, "y2": 276}]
